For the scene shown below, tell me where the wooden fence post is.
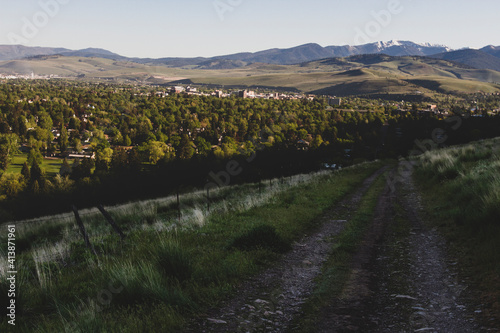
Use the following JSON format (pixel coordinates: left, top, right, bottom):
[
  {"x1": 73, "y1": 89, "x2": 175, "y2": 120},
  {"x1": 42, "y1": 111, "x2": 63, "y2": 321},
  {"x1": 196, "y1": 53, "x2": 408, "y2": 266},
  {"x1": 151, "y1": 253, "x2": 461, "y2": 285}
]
[
  {"x1": 97, "y1": 205, "x2": 126, "y2": 240},
  {"x1": 207, "y1": 187, "x2": 210, "y2": 213},
  {"x1": 177, "y1": 187, "x2": 181, "y2": 223},
  {"x1": 72, "y1": 205, "x2": 97, "y2": 255}
]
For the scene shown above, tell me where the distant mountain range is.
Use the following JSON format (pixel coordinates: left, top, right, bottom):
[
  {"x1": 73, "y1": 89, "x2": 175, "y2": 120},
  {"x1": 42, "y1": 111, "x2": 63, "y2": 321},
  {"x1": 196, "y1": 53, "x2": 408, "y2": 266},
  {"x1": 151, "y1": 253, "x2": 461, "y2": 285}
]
[
  {"x1": 0, "y1": 41, "x2": 454, "y2": 64},
  {"x1": 429, "y1": 48, "x2": 500, "y2": 72},
  {"x1": 1, "y1": 41, "x2": 500, "y2": 72}
]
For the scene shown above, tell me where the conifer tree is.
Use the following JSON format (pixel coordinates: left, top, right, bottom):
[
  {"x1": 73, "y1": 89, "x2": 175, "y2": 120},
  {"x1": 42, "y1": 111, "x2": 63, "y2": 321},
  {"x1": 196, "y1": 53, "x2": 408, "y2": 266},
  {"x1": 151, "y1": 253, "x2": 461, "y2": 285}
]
[{"x1": 21, "y1": 161, "x2": 30, "y2": 181}]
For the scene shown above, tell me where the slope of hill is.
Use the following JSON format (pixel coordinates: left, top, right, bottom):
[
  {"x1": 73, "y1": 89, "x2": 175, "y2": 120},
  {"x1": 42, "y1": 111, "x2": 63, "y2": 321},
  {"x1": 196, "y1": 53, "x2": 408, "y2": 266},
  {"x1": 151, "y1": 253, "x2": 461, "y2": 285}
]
[
  {"x1": 0, "y1": 45, "x2": 69, "y2": 60},
  {"x1": 0, "y1": 55, "x2": 191, "y2": 84},
  {"x1": 415, "y1": 139, "x2": 500, "y2": 329},
  {"x1": 0, "y1": 160, "x2": 388, "y2": 332},
  {"x1": 189, "y1": 54, "x2": 500, "y2": 95},
  {"x1": 481, "y1": 45, "x2": 500, "y2": 58},
  {"x1": 2, "y1": 53, "x2": 500, "y2": 96},
  {"x1": 0, "y1": 45, "x2": 128, "y2": 61},
  {"x1": 429, "y1": 49, "x2": 500, "y2": 72},
  {"x1": 0, "y1": 55, "x2": 143, "y2": 76},
  {"x1": 4, "y1": 136, "x2": 500, "y2": 332},
  {"x1": 58, "y1": 47, "x2": 127, "y2": 60}
]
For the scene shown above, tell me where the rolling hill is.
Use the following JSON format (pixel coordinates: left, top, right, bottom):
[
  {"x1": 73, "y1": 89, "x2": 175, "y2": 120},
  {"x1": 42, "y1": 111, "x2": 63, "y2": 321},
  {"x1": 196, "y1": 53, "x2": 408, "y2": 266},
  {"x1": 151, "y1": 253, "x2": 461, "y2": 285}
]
[
  {"x1": 188, "y1": 55, "x2": 500, "y2": 96},
  {"x1": 0, "y1": 55, "x2": 190, "y2": 83},
  {"x1": 2, "y1": 53, "x2": 500, "y2": 96},
  {"x1": 0, "y1": 45, "x2": 69, "y2": 61},
  {"x1": 429, "y1": 49, "x2": 500, "y2": 72},
  {"x1": 0, "y1": 45, "x2": 127, "y2": 61},
  {"x1": 481, "y1": 45, "x2": 500, "y2": 58}
]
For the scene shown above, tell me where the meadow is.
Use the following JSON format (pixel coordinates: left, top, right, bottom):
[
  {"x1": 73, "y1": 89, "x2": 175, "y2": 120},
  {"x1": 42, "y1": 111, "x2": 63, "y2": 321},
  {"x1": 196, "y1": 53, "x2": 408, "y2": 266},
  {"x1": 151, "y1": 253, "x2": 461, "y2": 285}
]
[{"x1": 6, "y1": 154, "x2": 65, "y2": 177}]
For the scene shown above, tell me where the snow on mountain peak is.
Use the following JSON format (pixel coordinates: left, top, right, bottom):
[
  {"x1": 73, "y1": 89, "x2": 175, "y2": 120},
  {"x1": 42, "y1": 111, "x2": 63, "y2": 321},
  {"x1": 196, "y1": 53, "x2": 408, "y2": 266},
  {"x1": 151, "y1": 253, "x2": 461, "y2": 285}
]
[
  {"x1": 376, "y1": 40, "x2": 403, "y2": 49},
  {"x1": 373, "y1": 41, "x2": 453, "y2": 52},
  {"x1": 413, "y1": 41, "x2": 450, "y2": 49},
  {"x1": 386, "y1": 40, "x2": 402, "y2": 46}
]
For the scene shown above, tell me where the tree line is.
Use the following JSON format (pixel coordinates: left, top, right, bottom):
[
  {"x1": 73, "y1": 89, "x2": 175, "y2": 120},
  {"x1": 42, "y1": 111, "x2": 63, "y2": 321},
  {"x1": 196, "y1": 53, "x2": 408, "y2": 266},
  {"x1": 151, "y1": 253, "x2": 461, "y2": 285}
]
[{"x1": 0, "y1": 79, "x2": 499, "y2": 221}]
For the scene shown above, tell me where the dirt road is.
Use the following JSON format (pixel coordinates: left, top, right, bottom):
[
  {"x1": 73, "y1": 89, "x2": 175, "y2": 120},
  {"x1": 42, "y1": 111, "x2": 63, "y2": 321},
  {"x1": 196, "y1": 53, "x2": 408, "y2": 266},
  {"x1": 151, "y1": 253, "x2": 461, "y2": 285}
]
[
  {"x1": 313, "y1": 165, "x2": 483, "y2": 332},
  {"x1": 185, "y1": 163, "x2": 490, "y2": 332}
]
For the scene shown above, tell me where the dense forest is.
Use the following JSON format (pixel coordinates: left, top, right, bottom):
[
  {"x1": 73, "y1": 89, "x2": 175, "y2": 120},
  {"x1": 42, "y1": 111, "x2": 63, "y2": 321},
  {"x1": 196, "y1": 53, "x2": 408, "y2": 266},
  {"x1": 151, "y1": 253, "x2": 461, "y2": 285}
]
[{"x1": 0, "y1": 80, "x2": 499, "y2": 221}]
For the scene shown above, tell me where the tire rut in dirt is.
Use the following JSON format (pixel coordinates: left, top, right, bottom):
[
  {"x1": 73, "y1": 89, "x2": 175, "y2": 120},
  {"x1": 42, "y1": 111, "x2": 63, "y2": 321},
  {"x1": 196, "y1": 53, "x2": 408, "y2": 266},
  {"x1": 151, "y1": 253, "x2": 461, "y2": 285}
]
[
  {"x1": 313, "y1": 168, "x2": 403, "y2": 332},
  {"x1": 400, "y1": 167, "x2": 480, "y2": 333}
]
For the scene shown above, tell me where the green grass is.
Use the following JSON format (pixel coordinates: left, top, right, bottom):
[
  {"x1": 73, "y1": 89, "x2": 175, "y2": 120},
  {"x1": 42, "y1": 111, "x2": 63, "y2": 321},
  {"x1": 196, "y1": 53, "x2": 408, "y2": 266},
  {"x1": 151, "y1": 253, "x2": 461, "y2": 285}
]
[
  {"x1": 414, "y1": 138, "x2": 500, "y2": 328},
  {"x1": 6, "y1": 154, "x2": 65, "y2": 177},
  {"x1": 0, "y1": 160, "x2": 388, "y2": 332},
  {"x1": 416, "y1": 139, "x2": 500, "y2": 227},
  {"x1": 291, "y1": 170, "x2": 388, "y2": 332}
]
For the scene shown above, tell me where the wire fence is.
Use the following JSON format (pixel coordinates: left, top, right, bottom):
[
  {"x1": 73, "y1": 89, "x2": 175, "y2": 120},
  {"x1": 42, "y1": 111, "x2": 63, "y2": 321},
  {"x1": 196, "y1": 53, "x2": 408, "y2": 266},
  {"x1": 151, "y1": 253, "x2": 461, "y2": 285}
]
[
  {"x1": 0, "y1": 161, "x2": 383, "y2": 280},
  {"x1": 3, "y1": 170, "x2": 333, "y2": 228}
]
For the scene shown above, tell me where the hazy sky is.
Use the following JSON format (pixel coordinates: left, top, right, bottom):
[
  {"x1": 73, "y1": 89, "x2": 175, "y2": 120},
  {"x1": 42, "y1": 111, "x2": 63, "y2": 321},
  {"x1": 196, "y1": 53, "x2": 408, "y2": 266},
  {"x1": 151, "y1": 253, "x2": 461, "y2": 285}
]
[{"x1": 1, "y1": 0, "x2": 500, "y2": 58}]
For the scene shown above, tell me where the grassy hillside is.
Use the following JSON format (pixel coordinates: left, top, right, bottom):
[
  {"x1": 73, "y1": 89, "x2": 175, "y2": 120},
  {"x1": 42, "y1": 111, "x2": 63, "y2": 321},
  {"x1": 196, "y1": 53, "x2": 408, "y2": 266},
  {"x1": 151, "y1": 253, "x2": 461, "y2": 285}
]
[
  {"x1": 407, "y1": 76, "x2": 500, "y2": 94},
  {"x1": 414, "y1": 138, "x2": 500, "y2": 326},
  {"x1": 2, "y1": 54, "x2": 500, "y2": 95},
  {"x1": 185, "y1": 56, "x2": 500, "y2": 95},
  {"x1": 430, "y1": 49, "x2": 500, "y2": 72},
  {"x1": 0, "y1": 161, "x2": 386, "y2": 332},
  {"x1": 0, "y1": 56, "x2": 189, "y2": 83}
]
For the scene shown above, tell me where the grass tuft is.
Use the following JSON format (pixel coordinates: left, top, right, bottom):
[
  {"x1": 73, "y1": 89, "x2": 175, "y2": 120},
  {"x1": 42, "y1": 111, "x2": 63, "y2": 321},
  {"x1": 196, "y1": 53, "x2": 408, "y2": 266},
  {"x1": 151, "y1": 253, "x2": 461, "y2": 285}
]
[
  {"x1": 154, "y1": 239, "x2": 193, "y2": 282},
  {"x1": 228, "y1": 224, "x2": 292, "y2": 253}
]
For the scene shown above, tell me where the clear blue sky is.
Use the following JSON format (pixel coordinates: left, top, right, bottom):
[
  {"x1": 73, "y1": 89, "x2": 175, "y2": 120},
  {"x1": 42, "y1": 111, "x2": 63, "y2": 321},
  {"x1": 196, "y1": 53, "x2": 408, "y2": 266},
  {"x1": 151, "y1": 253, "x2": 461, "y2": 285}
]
[{"x1": 1, "y1": 0, "x2": 499, "y2": 58}]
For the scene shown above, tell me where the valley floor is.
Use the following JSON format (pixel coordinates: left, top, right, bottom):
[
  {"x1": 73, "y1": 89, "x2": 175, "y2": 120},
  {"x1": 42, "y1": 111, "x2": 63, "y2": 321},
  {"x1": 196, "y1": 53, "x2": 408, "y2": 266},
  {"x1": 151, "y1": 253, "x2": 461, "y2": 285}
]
[{"x1": 185, "y1": 163, "x2": 494, "y2": 332}]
